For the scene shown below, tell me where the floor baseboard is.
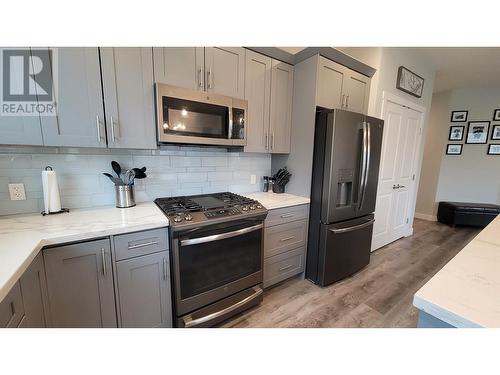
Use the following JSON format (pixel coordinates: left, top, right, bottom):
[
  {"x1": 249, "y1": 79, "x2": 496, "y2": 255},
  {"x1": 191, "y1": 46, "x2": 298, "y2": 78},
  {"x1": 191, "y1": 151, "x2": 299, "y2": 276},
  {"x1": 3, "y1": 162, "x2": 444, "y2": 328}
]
[{"x1": 414, "y1": 212, "x2": 437, "y2": 221}]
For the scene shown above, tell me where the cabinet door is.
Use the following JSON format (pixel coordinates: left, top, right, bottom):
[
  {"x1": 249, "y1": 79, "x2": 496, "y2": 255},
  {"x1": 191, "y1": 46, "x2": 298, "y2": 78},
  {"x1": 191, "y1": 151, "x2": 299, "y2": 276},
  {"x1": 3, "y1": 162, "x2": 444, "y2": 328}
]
[
  {"x1": 43, "y1": 239, "x2": 116, "y2": 328},
  {"x1": 0, "y1": 282, "x2": 24, "y2": 328},
  {"x1": 205, "y1": 47, "x2": 245, "y2": 98},
  {"x1": 270, "y1": 60, "x2": 294, "y2": 154},
  {"x1": 19, "y1": 253, "x2": 49, "y2": 327},
  {"x1": 243, "y1": 50, "x2": 271, "y2": 153},
  {"x1": 344, "y1": 70, "x2": 370, "y2": 114},
  {"x1": 153, "y1": 47, "x2": 204, "y2": 90},
  {"x1": 40, "y1": 47, "x2": 106, "y2": 147},
  {"x1": 115, "y1": 251, "x2": 172, "y2": 328},
  {"x1": 101, "y1": 48, "x2": 156, "y2": 149},
  {"x1": 316, "y1": 56, "x2": 345, "y2": 109},
  {"x1": 0, "y1": 48, "x2": 43, "y2": 145}
]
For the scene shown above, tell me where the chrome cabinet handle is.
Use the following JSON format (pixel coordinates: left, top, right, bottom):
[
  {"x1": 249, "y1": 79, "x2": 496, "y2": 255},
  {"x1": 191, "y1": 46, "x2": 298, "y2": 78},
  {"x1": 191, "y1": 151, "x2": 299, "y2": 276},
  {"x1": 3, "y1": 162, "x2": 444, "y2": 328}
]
[
  {"x1": 280, "y1": 213, "x2": 295, "y2": 218},
  {"x1": 128, "y1": 240, "x2": 159, "y2": 250},
  {"x1": 101, "y1": 248, "x2": 106, "y2": 276},
  {"x1": 279, "y1": 264, "x2": 293, "y2": 271},
  {"x1": 163, "y1": 258, "x2": 167, "y2": 280},
  {"x1": 198, "y1": 68, "x2": 204, "y2": 88},
  {"x1": 271, "y1": 133, "x2": 275, "y2": 150},
  {"x1": 346, "y1": 94, "x2": 350, "y2": 108},
  {"x1": 341, "y1": 93, "x2": 346, "y2": 107},
  {"x1": 96, "y1": 115, "x2": 102, "y2": 143},
  {"x1": 181, "y1": 223, "x2": 263, "y2": 246},
  {"x1": 329, "y1": 219, "x2": 375, "y2": 234},
  {"x1": 10, "y1": 301, "x2": 15, "y2": 315},
  {"x1": 207, "y1": 68, "x2": 213, "y2": 89},
  {"x1": 265, "y1": 133, "x2": 269, "y2": 150},
  {"x1": 182, "y1": 286, "x2": 263, "y2": 328},
  {"x1": 280, "y1": 236, "x2": 295, "y2": 242},
  {"x1": 110, "y1": 116, "x2": 116, "y2": 142}
]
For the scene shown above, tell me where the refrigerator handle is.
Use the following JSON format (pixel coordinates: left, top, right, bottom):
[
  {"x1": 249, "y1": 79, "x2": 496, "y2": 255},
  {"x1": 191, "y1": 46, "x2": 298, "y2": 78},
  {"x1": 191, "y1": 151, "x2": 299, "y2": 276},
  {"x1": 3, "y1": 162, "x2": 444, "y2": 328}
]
[
  {"x1": 359, "y1": 122, "x2": 371, "y2": 210},
  {"x1": 329, "y1": 218, "x2": 375, "y2": 234},
  {"x1": 357, "y1": 121, "x2": 368, "y2": 210}
]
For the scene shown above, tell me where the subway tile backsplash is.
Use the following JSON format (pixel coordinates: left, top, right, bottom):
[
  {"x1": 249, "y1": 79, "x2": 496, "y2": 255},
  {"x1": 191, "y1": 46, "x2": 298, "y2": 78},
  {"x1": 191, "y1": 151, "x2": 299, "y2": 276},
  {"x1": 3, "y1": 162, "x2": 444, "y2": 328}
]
[{"x1": 0, "y1": 146, "x2": 271, "y2": 216}]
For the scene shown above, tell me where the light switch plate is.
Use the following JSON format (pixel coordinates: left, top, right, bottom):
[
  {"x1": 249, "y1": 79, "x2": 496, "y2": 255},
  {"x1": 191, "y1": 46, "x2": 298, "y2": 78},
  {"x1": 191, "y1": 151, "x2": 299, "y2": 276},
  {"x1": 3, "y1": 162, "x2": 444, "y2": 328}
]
[{"x1": 8, "y1": 183, "x2": 26, "y2": 201}]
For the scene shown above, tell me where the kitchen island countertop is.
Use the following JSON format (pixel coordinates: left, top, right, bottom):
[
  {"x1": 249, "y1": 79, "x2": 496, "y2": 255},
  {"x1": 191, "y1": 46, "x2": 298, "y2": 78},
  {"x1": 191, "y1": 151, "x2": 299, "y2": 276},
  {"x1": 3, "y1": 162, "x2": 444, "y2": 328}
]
[{"x1": 0, "y1": 202, "x2": 169, "y2": 302}]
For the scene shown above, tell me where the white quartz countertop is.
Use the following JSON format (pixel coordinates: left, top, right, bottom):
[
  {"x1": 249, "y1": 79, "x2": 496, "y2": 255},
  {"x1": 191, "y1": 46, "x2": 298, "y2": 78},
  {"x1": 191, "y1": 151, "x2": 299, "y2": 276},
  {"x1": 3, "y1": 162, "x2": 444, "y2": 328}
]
[
  {"x1": 413, "y1": 215, "x2": 500, "y2": 327},
  {"x1": 245, "y1": 192, "x2": 310, "y2": 210},
  {"x1": 0, "y1": 203, "x2": 169, "y2": 302}
]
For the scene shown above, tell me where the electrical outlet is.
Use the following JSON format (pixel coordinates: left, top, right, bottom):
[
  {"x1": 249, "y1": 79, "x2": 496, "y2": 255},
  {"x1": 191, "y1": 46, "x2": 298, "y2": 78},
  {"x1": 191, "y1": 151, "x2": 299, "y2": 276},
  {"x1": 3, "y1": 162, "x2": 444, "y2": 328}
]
[
  {"x1": 250, "y1": 174, "x2": 257, "y2": 185},
  {"x1": 8, "y1": 183, "x2": 26, "y2": 201}
]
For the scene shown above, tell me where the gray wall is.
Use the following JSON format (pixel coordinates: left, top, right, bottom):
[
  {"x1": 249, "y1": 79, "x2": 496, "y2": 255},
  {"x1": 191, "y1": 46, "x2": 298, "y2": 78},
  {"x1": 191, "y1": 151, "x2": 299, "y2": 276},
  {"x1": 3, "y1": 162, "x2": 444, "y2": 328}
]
[
  {"x1": 0, "y1": 146, "x2": 270, "y2": 216},
  {"x1": 416, "y1": 88, "x2": 500, "y2": 217}
]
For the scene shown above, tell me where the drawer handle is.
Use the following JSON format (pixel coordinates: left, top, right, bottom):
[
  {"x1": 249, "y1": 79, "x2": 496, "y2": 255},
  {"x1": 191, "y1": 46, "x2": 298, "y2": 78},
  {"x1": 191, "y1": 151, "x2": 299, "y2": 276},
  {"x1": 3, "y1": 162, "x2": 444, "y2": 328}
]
[
  {"x1": 128, "y1": 240, "x2": 159, "y2": 250},
  {"x1": 280, "y1": 236, "x2": 296, "y2": 242},
  {"x1": 10, "y1": 301, "x2": 15, "y2": 315},
  {"x1": 279, "y1": 264, "x2": 293, "y2": 271},
  {"x1": 280, "y1": 213, "x2": 295, "y2": 218}
]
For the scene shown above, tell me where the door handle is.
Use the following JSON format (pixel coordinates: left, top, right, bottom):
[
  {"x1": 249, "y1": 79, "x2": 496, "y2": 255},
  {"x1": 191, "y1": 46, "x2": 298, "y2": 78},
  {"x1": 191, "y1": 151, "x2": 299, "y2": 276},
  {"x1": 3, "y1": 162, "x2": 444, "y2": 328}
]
[
  {"x1": 346, "y1": 94, "x2": 350, "y2": 108},
  {"x1": 341, "y1": 93, "x2": 346, "y2": 108},
  {"x1": 207, "y1": 68, "x2": 213, "y2": 89},
  {"x1": 110, "y1": 116, "x2": 116, "y2": 142},
  {"x1": 96, "y1": 115, "x2": 102, "y2": 143},
  {"x1": 329, "y1": 219, "x2": 375, "y2": 234},
  {"x1": 265, "y1": 133, "x2": 269, "y2": 150},
  {"x1": 198, "y1": 68, "x2": 204, "y2": 88},
  {"x1": 180, "y1": 223, "x2": 263, "y2": 246}
]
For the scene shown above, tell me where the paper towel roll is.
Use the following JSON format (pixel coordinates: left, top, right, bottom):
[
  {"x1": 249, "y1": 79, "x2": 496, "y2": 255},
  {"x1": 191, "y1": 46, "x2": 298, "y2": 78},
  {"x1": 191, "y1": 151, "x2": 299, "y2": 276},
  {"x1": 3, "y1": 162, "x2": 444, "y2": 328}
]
[{"x1": 42, "y1": 167, "x2": 62, "y2": 214}]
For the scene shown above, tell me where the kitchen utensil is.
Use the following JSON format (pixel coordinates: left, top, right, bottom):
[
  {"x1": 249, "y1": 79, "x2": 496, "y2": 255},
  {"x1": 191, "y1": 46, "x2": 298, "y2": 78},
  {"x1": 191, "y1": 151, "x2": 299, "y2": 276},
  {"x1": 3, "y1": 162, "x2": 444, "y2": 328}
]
[
  {"x1": 124, "y1": 169, "x2": 136, "y2": 185},
  {"x1": 103, "y1": 172, "x2": 125, "y2": 186},
  {"x1": 111, "y1": 161, "x2": 122, "y2": 179},
  {"x1": 132, "y1": 167, "x2": 147, "y2": 179}
]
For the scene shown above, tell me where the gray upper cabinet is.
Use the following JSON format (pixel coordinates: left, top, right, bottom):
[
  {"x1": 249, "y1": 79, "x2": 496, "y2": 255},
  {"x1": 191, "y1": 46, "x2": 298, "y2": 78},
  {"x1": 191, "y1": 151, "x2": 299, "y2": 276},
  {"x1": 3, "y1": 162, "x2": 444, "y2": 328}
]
[
  {"x1": 18, "y1": 253, "x2": 49, "y2": 327},
  {"x1": 101, "y1": 48, "x2": 156, "y2": 149},
  {"x1": 115, "y1": 251, "x2": 172, "y2": 328},
  {"x1": 269, "y1": 60, "x2": 294, "y2": 154},
  {"x1": 205, "y1": 47, "x2": 245, "y2": 99},
  {"x1": 316, "y1": 56, "x2": 370, "y2": 114},
  {"x1": 40, "y1": 48, "x2": 106, "y2": 147},
  {"x1": 316, "y1": 56, "x2": 345, "y2": 109},
  {"x1": 244, "y1": 50, "x2": 272, "y2": 153},
  {"x1": 43, "y1": 239, "x2": 116, "y2": 328},
  {"x1": 153, "y1": 47, "x2": 204, "y2": 90},
  {"x1": 0, "y1": 48, "x2": 44, "y2": 146}
]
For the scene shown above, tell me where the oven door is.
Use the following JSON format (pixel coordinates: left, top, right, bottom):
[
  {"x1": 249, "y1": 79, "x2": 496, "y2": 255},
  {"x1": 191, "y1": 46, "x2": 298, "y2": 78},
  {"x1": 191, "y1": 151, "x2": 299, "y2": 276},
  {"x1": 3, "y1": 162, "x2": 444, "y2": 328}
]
[{"x1": 171, "y1": 217, "x2": 264, "y2": 316}]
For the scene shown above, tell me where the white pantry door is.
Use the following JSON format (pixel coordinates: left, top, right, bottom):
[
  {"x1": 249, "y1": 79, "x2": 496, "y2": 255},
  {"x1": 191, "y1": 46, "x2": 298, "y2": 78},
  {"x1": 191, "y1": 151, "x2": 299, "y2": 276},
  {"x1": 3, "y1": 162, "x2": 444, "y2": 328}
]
[{"x1": 372, "y1": 100, "x2": 422, "y2": 251}]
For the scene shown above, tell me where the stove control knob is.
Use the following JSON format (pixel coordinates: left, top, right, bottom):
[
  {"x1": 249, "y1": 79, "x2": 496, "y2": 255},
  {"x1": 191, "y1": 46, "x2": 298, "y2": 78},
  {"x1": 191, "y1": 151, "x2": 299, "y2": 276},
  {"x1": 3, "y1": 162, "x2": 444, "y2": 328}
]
[
  {"x1": 249, "y1": 204, "x2": 256, "y2": 210},
  {"x1": 184, "y1": 213, "x2": 193, "y2": 221},
  {"x1": 242, "y1": 205, "x2": 249, "y2": 211},
  {"x1": 173, "y1": 215, "x2": 183, "y2": 223},
  {"x1": 256, "y1": 204, "x2": 262, "y2": 209}
]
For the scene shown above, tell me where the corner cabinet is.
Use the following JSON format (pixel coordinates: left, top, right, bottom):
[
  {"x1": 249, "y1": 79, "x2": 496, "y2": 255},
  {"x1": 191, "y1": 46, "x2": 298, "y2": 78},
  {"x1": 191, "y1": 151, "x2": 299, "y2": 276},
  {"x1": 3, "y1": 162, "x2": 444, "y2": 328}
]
[
  {"x1": 316, "y1": 56, "x2": 370, "y2": 114},
  {"x1": 43, "y1": 239, "x2": 117, "y2": 328},
  {"x1": 100, "y1": 47, "x2": 156, "y2": 149},
  {"x1": 244, "y1": 50, "x2": 294, "y2": 154},
  {"x1": 153, "y1": 47, "x2": 246, "y2": 99}
]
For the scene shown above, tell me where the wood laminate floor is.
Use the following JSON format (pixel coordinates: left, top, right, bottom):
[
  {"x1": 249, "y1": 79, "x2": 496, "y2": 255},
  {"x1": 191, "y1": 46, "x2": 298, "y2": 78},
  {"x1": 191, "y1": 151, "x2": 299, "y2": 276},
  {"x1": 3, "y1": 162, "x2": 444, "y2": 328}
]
[{"x1": 221, "y1": 219, "x2": 480, "y2": 328}]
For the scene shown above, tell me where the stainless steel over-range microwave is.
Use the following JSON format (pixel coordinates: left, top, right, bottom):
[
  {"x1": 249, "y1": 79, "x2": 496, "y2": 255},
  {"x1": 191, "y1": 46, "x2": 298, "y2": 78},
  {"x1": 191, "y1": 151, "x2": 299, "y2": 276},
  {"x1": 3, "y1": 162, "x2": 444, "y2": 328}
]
[{"x1": 155, "y1": 83, "x2": 248, "y2": 147}]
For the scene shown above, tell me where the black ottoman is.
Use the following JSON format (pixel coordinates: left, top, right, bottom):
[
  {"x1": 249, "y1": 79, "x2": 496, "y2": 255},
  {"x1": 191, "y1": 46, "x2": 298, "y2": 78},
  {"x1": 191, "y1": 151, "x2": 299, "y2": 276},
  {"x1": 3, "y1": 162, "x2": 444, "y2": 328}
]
[{"x1": 437, "y1": 201, "x2": 500, "y2": 227}]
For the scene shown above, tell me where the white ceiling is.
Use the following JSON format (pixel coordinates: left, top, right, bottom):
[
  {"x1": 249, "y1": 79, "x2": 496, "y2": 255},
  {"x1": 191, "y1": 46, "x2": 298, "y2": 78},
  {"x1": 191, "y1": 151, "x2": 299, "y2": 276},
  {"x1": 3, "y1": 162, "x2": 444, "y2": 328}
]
[{"x1": 279, "y1": 47, "x2": 500, "y2": 93}]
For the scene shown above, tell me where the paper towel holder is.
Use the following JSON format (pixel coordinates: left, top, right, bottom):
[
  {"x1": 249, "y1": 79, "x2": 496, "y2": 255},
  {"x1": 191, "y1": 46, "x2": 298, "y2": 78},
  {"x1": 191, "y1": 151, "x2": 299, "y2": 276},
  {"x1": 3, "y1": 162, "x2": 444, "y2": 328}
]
[{"x1": 41, "y1": 166, "x2": 70, "y2": 216}]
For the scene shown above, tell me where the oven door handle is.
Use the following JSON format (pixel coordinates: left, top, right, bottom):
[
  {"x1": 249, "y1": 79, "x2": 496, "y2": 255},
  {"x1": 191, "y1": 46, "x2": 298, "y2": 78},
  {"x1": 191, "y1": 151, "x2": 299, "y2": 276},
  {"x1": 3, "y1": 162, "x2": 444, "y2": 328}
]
[
  {"x1": 180, "y1": 223, "x2": 263, "y2": 246},
  {"x1": 182, "y1": 286, "x2": 263, "y2": 328}
]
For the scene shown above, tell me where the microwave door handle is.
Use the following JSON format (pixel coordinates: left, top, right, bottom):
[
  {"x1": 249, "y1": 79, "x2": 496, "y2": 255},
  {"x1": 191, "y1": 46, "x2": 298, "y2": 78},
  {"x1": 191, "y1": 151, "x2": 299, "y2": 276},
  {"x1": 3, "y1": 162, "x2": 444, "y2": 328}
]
[
  {"x1": 180, "y1": 223, "x2": 263, "y2": 246},
  {"x1": 357, "y1": 121, "x2": 368, "y2": 209},
  {"x1": 228, "y1": 107, "x2": 233, "y2": 139}
]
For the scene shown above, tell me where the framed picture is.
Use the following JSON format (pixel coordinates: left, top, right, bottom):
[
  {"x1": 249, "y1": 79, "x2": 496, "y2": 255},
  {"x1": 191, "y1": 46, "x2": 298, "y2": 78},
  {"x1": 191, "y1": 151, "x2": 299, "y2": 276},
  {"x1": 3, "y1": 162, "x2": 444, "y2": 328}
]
[
  {"x1": 491, "y1": 125, "x2": 500, "y2": 140},
  {"x1": 487, "y1": 144, "x2": 500, "y2": 155},
  {"x1": 396, "y1": 66, "x2": 424, "y2": 98},
  {"x1": 466, "y1": 121, "x2": 490, "y2": 144},
  {"x1": 450, "y1": 111, "x2": 468, "y2": 122},
  {"x1": 446, "y1": 144, "x2": 463, "y2": 155},
  {"x1": 448, "y1": 126, "x2": 465, "y2": 141},
  {"x1": 493, "y1": 109, "x2": 500, "y2": 121}
]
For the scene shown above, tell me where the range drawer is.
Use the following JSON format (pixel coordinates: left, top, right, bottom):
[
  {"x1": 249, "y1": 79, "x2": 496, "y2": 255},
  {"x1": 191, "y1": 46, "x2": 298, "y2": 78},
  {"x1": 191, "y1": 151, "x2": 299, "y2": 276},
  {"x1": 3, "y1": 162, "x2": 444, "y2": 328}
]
[
  {"x1": 263, "y1": 247, "x2": 305, "y2": 289},
  {"x1": 264, "y1": 219, "x2": 307, "y2": 258},
  {"x1": 114, "y1": 228, "x2": 168, "y2": 261},
  {"x1": 0, "y1": 282, "x2": 25, "y2": 328},
  {"x1": 265, "y1": 204, "x2": 309, "y2": 227}
]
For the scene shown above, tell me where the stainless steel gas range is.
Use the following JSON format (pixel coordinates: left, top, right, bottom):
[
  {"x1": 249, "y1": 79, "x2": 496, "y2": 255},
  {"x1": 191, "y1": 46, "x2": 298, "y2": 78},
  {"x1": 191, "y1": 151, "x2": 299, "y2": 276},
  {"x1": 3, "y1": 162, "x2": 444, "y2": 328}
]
[{"x1": 154, "y1": 192, "x2": 267, "y2": 328}]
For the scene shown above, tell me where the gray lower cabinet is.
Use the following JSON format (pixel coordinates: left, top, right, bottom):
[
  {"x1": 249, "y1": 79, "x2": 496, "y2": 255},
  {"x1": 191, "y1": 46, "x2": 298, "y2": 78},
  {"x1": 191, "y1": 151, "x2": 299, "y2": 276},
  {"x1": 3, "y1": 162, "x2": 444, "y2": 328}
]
[
  {"x1": 43, "y1": 238, "x2": 117, "y2": 328},
  {"x1": 0, "y1": 282, "x2": 24, "y2": 328},
  {"x1": 115, "y1": 251, "x2": 172, "y2": 328},
  {"x1": 100, "y1": 47, "x2": 156, "y2": 149},
  {"x1": 18, "y1": 253, "x2": 49, "y2": 327}
]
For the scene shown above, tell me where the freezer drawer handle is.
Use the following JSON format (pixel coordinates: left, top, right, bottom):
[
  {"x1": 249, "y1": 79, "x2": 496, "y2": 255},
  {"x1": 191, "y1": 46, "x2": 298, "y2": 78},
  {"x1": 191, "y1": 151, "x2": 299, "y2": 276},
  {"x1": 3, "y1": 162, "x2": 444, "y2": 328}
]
[
  {"x1": 329, "y1": 219, "x2": 375, "y2": 234},
  {"x1": 180, "y1": 223, "x2": 263, "y2": 246},
  {"x1": 182, "y1": 286, "x2": 263, "y2": 328}
]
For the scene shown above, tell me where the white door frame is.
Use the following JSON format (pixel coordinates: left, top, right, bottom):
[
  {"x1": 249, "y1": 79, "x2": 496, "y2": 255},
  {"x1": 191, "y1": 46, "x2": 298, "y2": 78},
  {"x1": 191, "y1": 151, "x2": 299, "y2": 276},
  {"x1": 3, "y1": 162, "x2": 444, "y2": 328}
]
[{"x1": 379, "y1": 91, "x2": 426, "y2": 238}]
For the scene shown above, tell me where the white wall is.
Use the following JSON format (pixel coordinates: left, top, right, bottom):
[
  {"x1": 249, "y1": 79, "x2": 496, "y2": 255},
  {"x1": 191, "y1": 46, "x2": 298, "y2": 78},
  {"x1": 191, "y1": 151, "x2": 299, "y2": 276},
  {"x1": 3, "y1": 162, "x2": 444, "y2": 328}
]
[{"x1": 416, "y1": 88, "x2": 500, "y2": 217}]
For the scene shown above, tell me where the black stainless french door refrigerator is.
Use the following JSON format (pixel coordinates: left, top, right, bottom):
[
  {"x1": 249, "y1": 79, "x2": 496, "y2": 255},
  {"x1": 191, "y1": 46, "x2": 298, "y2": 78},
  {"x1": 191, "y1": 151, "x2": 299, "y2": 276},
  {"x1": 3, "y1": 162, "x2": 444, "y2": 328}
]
[{"x1": 306, "y1": 109, "x2": 384, "y2": 287}]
